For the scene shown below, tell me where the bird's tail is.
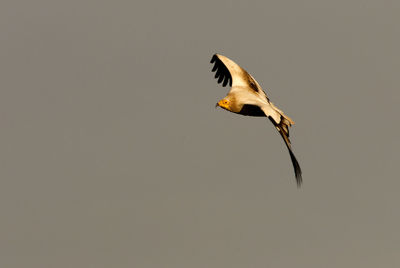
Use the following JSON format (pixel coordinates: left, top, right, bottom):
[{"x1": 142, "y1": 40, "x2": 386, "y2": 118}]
[{"x1": 276, "y1": 123, "x2": 302, "y2": 187}]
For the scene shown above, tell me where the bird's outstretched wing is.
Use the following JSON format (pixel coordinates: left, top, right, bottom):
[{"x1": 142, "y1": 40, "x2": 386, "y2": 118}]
[
  {"x1": 210, "y1": 54, "x2": 268, "y2": 99},
  {"x1": 210, "y1": 54, "x2": 233, "y2": 87},
  {"x1": 274, "y1": 119, "x2": 303, "y2": 186},
  {"x1": 263, "y1": 105, "x2": 302, "y2": 186},
  {"x1": 261, "y1": 103, "x2": 303, "y2": 187}
]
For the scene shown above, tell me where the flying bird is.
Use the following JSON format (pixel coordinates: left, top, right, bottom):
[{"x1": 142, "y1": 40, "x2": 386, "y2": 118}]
[{"x1": 211, "y1": 54, "x2": 302, "y2": 186}]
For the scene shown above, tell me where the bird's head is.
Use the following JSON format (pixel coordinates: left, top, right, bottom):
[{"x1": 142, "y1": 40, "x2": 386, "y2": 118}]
[{"x1": 216, "y1": 99, "x2": 231, "y2": 111}]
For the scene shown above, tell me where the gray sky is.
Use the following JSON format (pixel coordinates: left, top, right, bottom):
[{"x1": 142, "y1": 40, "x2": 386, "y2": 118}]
[{"x1": 1, "y1": 0, "x2": 400, "y2": 267}]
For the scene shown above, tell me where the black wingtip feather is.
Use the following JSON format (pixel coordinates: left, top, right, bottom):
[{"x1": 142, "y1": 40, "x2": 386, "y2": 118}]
[
  {"x1": 288, "y1": 148, "x2": 302, "y2": 187},
  {"x1": 210, "y1": 54, "x2": 232, "y2": 88},
  {"x1": 215, "y1": 69, "x2": 220, "y2": 78},
  {"x1": 272, "y1": 119, "x2": 303, "y2": 187},
  {"x1": 210, "y1": 54, "x2": 217, "y2": 63},
  {"x1": 222, "y1": 76, "x2": 229, "y2": 87}
]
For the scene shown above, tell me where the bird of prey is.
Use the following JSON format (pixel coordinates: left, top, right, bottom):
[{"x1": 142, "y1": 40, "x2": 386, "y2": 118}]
[{"x1": 211, "y1": 54, "x2": 302, "y2": 186}]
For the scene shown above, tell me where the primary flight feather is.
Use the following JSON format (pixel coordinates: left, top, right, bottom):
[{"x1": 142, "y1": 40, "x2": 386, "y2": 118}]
[{"x1": 211, "y1": 54, "x2": 302, "y2": 186}]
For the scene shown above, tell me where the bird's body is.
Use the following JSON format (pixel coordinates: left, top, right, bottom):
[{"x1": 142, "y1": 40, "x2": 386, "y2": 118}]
[{"x1": 211, "y1": 54, "x2": 302, "y2": 186}]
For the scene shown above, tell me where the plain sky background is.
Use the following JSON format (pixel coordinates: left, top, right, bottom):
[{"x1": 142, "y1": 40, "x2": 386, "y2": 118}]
[{"x1": 1, "y1": 0, "x2": 400, "y2": 267}]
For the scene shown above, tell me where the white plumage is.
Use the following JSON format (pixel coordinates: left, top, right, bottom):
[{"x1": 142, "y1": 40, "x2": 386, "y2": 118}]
[{"x1": 211, "y1": 54, "x2": 302, "y2": 186}]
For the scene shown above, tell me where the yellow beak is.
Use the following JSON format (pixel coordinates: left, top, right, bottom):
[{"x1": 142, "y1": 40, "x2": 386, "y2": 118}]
[{"x1": 216, "y1": 100, "x2": 230, "y2": 110}]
